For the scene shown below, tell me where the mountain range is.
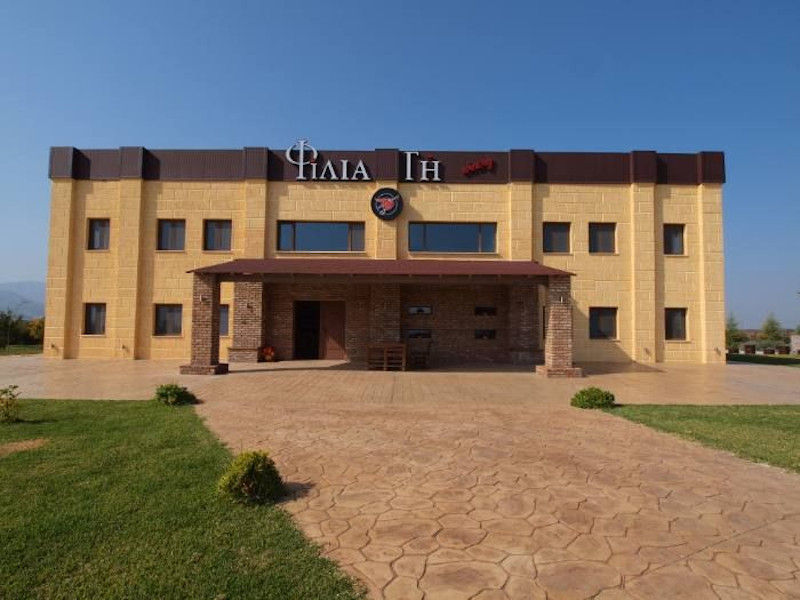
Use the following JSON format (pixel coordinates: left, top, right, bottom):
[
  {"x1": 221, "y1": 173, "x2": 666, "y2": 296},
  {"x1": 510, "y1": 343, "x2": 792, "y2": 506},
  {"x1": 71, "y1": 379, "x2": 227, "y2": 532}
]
[{"x1": 0, "y1": 281, "x2": 45, "y2": 319}]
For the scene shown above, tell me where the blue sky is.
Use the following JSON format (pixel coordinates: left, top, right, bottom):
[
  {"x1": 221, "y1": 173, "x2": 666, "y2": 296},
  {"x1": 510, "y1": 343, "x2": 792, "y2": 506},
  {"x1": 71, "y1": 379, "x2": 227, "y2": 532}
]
[{"x1": 0, "y1": 0, "x2": 798, "y2": 328}]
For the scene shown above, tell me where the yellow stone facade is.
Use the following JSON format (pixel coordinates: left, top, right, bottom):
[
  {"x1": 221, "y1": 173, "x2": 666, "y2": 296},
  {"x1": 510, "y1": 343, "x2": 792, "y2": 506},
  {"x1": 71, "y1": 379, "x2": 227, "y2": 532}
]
[{"x1": 44, "y1": 176, "x2": 725, "y2": 364}]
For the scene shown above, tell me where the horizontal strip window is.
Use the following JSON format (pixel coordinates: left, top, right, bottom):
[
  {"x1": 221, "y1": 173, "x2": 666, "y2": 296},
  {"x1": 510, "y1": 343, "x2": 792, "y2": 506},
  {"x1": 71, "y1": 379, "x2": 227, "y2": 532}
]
[
  {"x1": 83, "y1": 303, "x2": 106, "y2": 335},
  {"x1": 204, "y1": 220, "x2": 232, "y2": 251},
  {"x1": 406, "y1": 329, "x2": 432, "y2": 339},
  {"x1": 474, "y1": 329, "x2": 496, "y2": 340},
  {"x1": 157, "y1": 219, "x2": 186, "y2": 251},
  {"x1": 409, "y1": 222, "x2": 496, "y2": 253},
  {"x1": 407, "y1": 305, "x2": 432, "y2": 315},
  {"x1": 589, "y1": 223, "x2": 616, "y2": 253},
  {"x1": 154, "y1": 304, "x2": 182, "y2": 336},
  {"x1": 87, "y1": 219, "x2": 110, "y2": 250},
  {"x1": 589, "y1": 307, "x2": 618, "y2": 339},
  {"x1": 543, "y1": 222, "x2": 570, "y2": 253},
  {"x1": 278, "y1": 221, "x2": 365, "y2": 252},
  {"x1": 474, "y1": 306, "x2": 497, "y2": 316}
]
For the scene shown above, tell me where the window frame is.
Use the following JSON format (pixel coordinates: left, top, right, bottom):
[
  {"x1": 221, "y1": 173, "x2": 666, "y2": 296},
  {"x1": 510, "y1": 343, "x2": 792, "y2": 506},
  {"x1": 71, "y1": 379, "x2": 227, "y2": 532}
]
[
  {"x1": 542, "y1": 222, "x2": 571, "y2": 254},
  {"x1": 588, "y1": 222, "x2": 617, "y2": 254},
  {"x1": 157, "y1": 219, "x2": 186, "y2": 252},
  {"x1": 408, "y1": 222, "x2": 497, "y2": 253},
  {"x1": 153, "y1": 304, "x2": 183, "y2": 337},
  {"x1": 83, "y1": 303, "x2": 107, "y2": 335},
  {"x1": 203, "y1": 219, "x2": 233, "y2": 252},
  {"x1": 87, "y1": 218, "x2": 110, "y2": 251},
  {"x1": 219, "y1": 304, "x2": 230, "y2": 337},
  {"x1": 663, "y1": 223, "x2": 686, "y2": 256},
  {"x1": 665, "y1": 308, "x2": 688, "y2": 341},
  {"x1": 589, "y1": 307, "x2": 618, "y2": 340},
  {"x1": 277, "y1": 221, "x2": 365, "y2": 252}
]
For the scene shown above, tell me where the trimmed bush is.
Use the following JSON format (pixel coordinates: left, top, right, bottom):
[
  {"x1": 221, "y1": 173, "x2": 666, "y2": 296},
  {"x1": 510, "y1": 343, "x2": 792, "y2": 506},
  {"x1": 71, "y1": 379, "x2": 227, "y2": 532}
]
[
  {"x1": 570, "y1": 386, "x2": 615, "y2": 409},
  {"x1": 153, "y1": 383, "x2": 197, "y2": 406},
  {"x1": 0, "y1": 385, "x2": 20, "y2": 423},
  {"x1": 218, "y1": 451, "x2": 285, "y2": 504}
]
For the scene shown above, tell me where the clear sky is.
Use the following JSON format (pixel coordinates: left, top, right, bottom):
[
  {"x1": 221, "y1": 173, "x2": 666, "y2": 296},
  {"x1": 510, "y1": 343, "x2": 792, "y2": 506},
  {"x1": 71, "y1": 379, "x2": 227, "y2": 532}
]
[{"x1": 0, "y1": 0, "x2": 798, "y2": 328}]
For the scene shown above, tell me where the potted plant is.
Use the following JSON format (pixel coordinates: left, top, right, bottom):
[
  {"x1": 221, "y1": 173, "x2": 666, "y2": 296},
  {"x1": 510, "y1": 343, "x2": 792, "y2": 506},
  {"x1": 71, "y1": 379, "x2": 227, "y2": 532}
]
[{"x1": 260, "y1": 345, "x2": 277, "y2": 362}]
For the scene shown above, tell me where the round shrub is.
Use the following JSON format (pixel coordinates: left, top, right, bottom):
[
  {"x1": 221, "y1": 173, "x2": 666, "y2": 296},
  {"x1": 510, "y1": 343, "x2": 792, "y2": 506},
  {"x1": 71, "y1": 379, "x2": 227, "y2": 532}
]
[
  {"x1": 218, "y1": 451, "x2": 284, "y2": 504},
  {"x1": 153, "y1": 383, "x2": 197, "y2": 406},
  {"x1": 570, "y1": 386, "x2": 615, "y2": 409}
]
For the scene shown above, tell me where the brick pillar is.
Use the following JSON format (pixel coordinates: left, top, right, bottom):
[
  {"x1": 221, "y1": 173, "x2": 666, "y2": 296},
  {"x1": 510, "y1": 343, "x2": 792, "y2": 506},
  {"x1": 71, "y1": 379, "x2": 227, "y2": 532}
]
[
  {"x1": 180, "y1": 273, "x2": 228, "y2": 375},
  {"x1": 228, "y1": 281, "x2": 267, "y2": 362},
  {"x1": 535, "y1": 275, "x2": 582, "y2": 377},
  {"x1": 508, "y1": 282, "x2": 539, "y2": 364},
  {"x1": 369, "y1": 283, "x2": 401, "y2": 343}
]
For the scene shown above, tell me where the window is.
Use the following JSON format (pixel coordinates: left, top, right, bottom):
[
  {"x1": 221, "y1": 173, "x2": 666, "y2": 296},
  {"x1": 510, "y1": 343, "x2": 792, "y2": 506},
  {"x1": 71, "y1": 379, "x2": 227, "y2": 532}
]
[
  {"x1": 407, "y1": 329, "x2": 432, "y2": 339},
  {"x1": 278, "y1": 221, "x2": 365, "y2": 251},
  {"x1": 543, "y1": 222, "x2": 570, "y2": 253},
  {"x1": 219, "y1": 304, "x2": 229, "y2": 337},
  {"x1": 83, "y1": 303, "x2": 106, "y2": 335},
  {"x1": 204, "y1": 220, "x2": 232, "y2": 251},
  {"x1": 87, "y1": 219, "x2": 110, "y2": 250},
  {"x1": 474, "y1": 306, "x2": 497, "y2": 316},
  {"x1": 665, "y1": 308, "x2": 687, "y2": 340},
  {"x1": 408, "y1": 222, "x2": 496, "y2": 253},
  {"x1": 475, "y1": 329, "x2": 496, "y2": 340},
  {"x1": 589, "y1": 223, "x2": 616, "y2": 253},
  {"x1": 589, "y1": 307, "x2": 617, "y2": 339},
  {"x1": 664, "y1": 224, "x2": 685, "y2": 255},
  {"x1": 157, "y1": 219, "x2": 186, "y2": 251},
  {"x1": 154, "y1": 304, "x2": 182, "y2": 336},
  {"x1": 407, "y1": 305, "x2": 432, "y2": 315}
]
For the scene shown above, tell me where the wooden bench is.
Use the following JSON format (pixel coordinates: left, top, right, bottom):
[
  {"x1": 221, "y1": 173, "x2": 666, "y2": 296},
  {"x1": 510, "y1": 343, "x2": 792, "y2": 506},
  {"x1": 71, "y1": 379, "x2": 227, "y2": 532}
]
[{"x1": 367, "y1": 343, "x2": 407, "y2": 371}]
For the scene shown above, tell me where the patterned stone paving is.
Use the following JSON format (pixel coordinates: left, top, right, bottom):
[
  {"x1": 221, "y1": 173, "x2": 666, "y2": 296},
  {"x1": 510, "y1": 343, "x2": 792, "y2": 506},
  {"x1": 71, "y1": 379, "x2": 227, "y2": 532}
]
[{"x1": 3, "y1": 357, "x2": 800, "y2": 598}]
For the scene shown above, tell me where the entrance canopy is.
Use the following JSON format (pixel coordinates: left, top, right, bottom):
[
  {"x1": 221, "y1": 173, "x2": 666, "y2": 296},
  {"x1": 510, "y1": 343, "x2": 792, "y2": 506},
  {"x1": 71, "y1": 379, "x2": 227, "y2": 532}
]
[{"x1": 190, "y1": 258, "x2": 572, "y2": 281}]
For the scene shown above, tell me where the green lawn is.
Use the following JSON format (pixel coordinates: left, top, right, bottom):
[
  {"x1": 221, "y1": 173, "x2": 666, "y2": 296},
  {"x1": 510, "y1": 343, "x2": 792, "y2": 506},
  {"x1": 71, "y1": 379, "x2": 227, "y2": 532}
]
[
  {"x1": 727, "y1": 353, "x2": 800, "y2": 367},
  {"x1": 608, "y1": 404, "x2": 800, "y2": 473},
  {"x1": 0, "y1": 344, "x2": 43, "y2": 356},
  {"x1": 0, "y1": 400, "x2": 364, "y2": 600}
]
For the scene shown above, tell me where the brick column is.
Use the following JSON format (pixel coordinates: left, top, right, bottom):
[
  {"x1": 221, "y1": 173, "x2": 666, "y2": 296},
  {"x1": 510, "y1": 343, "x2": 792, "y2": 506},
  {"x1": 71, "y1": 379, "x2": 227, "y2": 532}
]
[
  {"x1": 535, "y1": 275, "x2": 582, "y2": 377},
  {"x1": 180, "y1": 273, "x2": 228, "y2": 375},
  {"x1": 508, "y1": 282, "x2": 539, "y2": 364},
  {"x1": 228, "y1": 281, "x2": 267, "y2": 362},
  {"x1": 369, "y1": 283, "x2": 401, "y2": 343}
]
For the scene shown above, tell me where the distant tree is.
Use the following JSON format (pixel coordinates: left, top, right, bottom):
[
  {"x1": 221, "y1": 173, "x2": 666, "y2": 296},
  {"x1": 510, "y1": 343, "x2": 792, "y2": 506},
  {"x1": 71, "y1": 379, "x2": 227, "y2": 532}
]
[
  {"x1": 759, "y1": 313, "x2": 786, "y2": 343},
  {"x1": 725, "y1": 314, "x2": 748, "y2": 348},
  {"x1": 0, "y1": 311, "x2": 24, "y2": 348},
  {"x1": 795, "y1": 323, "x2": 800, "y2": 335},
  {"x1": 27, "y1": 318, "x2": 44, "y2": 344}
]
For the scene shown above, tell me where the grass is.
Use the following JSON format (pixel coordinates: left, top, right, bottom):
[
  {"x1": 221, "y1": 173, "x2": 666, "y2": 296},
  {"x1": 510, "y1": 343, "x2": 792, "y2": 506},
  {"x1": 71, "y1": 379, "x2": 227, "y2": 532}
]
[
  {"x1": 0, "y1": 344, "x2": 42, "y2": 356},
  {"x1": 607, "y1": 404, "x2": 800, "y2": 473},
  {"x1": 0, "y1": 399, "x2": 364, "y2": 600},
  {"x1": 727, "y1": 353, "x2": 800, "y2": 367}
]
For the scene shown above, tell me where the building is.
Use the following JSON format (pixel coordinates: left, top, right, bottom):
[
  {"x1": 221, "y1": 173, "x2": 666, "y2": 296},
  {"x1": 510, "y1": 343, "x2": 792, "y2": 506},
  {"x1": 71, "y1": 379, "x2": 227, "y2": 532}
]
[{"x1": 44, "y1": 143, "x2": 726, "y2": 376}]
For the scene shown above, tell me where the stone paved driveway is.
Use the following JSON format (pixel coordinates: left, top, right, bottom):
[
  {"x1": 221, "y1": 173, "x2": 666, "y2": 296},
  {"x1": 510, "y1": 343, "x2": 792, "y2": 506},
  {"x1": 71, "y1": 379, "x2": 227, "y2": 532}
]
[{"x1": 3, "y1": 357, "x2": 800, "y2": 598}]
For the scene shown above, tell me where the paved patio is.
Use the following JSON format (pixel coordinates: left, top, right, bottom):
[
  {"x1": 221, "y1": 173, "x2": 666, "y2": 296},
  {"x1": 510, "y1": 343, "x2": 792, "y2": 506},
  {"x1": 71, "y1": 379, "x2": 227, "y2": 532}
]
[{"x1": 3, "y1": 356, "x2": 800, "y2": 598}]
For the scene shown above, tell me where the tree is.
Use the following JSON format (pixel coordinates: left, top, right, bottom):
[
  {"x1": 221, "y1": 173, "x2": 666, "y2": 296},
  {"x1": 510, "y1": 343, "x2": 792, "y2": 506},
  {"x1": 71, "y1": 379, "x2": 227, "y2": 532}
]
[
  {"x1": 759, "y1": 313, "x2": 786, "y2": 343},
  {"x1": 0, "y1": 311, "x2": 24, "y2": 348},
  {"x1": 725, "y1": 314, "x2": 748, "y2": 348},
  {"x1": 27, "y1": 318, "x2": 44, "y2": 344}
]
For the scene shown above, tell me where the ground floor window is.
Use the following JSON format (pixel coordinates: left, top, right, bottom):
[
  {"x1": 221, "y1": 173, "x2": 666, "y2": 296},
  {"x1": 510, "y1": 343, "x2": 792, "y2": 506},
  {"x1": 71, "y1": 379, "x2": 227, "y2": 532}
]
[
  {"x1": 665, "y1": 308, "x2": 687, "y2": 340},
  {"x1": 154, "y1": 304, "x2": 182, "y2": 336},
  {"x1": 83, "y1": 303, "x2": 106, "y2": 335},
  {"x1": 409, "y1": 222, "x2": 496, "y2": 253},
  {"x1": 278, "y1": 221, "x2": 365, "y2": 251},
  {"x1": 219, "y1": 304, "x2": 229, "y2": 336},
  {"x1": 589, "y1": 307, "x2": 618, "y2": 339}
]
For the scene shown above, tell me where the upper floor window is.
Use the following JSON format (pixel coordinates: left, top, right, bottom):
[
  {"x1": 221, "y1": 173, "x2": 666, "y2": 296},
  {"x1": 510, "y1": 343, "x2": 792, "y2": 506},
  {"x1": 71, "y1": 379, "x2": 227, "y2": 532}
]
[
  {"x1": 665, "y1": 308, "x2": 687, "y2": 340},
  {"x1": 543, "y1": 222, "x2": 570, "y2": 253},
  {"x1": 589, "y1": 307, "x2": 618, "y2": 339},
  {"x1": 409, "y1": 222, "x2": 496, "y2": 253},
  {"x1": 87, "y1": 219, "x2": 110, "y2": 250},
  {"x1": 83, "y1": 303, "x2": 106, "y2": 335},
  {"x1": 589, "y1": 223, "x2": 616, "y2": 254},
  {"x1": 154, "y1": 304, "x2": 182, "y2": 336},
  {"x1": 157, "y1": 219, "x2": 186, "y2": 251},
  {"x1": 278, "y1": 221, "x2": 364, "y2": 252},
  {"x1": 663, "y1": 224, "x2": 685, "y2": 255},
  {"x1": 219, "y1": 304, "x2": 230, "y2": 337},
  {"x1": 204, "y1": 220, "x2": 232, "y2": 251}
]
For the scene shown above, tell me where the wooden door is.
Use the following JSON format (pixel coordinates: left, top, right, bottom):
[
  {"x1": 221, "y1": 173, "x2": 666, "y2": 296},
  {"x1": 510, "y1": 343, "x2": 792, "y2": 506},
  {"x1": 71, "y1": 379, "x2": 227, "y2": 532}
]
[{"x1": 319, "y1": 301, "x2": 346, "y2": 359}]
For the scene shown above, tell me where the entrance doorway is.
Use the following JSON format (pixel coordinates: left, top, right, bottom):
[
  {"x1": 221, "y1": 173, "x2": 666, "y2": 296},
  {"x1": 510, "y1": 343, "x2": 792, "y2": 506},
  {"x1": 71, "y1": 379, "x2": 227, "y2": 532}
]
[{"x1": 293, "y1": 301, "x2": 346, "y2": 359}]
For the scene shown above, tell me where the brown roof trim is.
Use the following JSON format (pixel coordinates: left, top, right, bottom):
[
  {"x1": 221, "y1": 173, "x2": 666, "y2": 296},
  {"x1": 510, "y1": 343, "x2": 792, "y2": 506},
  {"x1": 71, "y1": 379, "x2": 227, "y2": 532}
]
[
  {"x1": 49, "y1": 146, "x2": 725, "y2": 185},
  {"x1": 189, "y1": 258, "x2": 573, "y2": 278}
]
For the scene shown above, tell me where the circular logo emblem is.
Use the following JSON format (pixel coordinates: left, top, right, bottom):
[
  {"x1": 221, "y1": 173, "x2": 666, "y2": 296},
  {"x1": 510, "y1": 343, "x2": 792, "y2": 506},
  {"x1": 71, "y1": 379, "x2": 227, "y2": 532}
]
[{"x1": 371, "y1": 188, "x2": 403, "y2": 221}]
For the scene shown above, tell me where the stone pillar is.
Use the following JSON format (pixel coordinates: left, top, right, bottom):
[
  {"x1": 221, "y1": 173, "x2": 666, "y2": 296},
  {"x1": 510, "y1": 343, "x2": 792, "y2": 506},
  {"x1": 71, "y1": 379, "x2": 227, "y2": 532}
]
[
  {"x1": 369, "y1": 283, "x2": 401, "y2": 343},
  {"x1": 180, "y1": 273, "x2": 228, "y2": 375},
  {"x1": 508, "y1": 282, "x2": 539, "y2": 364},
  {"x1": 228, "y1": 281, "x2": 267, "y2": 362},
  {"x1": 697, "y1": 183, "x2": 726, "y2": 363},
  {"x1": 536, "y1": 275, "x2": 582, "y2": 377}
]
